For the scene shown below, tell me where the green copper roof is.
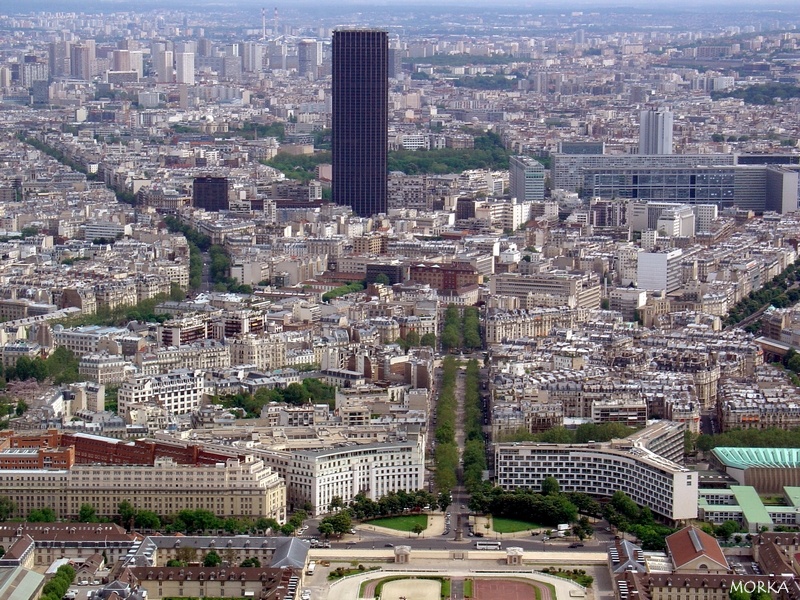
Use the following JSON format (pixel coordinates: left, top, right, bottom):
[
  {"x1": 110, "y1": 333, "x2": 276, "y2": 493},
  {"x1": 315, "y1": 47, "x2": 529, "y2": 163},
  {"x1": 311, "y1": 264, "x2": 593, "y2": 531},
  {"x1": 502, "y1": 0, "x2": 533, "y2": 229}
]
[{"x1": 713, "y1": 447, "x2": 800, "y2": 470}]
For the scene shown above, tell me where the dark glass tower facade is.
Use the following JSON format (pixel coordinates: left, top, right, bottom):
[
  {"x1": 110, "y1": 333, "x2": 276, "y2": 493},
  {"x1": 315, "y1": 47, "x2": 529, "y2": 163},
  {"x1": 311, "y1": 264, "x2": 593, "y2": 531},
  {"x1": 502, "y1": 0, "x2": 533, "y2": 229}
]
[{"x1": 332, "y1": 29, "x2": 388, "y2": 218}]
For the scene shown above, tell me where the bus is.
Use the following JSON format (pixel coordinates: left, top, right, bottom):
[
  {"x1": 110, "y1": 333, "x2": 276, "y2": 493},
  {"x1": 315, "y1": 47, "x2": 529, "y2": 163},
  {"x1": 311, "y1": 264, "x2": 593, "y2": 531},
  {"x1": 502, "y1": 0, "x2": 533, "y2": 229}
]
[{"x1": 474, "y1": 541, "x2": 502, "y2": 550}]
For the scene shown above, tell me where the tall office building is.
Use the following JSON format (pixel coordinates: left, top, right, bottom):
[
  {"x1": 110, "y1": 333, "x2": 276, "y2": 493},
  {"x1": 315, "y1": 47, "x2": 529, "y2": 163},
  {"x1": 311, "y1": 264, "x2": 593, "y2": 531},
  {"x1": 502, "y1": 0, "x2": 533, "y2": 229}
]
[
  {"x1": 70, "y1": 44, "x2": 91, "y2": 80},
  {"x1": 639, "y1": 108, "x2": 673, "y2": 155},
  {"x1": 242, "y1": 42, "x2": 265, "y2": 73},
  {"x1": 332, "y1": 29, "x2": 388, "y2": 218},
  {"x1": 193, "y1": 176, "x2": 230, "y2": 212},
  {"x1": 509, "y1": 155, "x2": 545, "y2": 201},
  {"x1": 113, "y1": 50, "x2": 131, "y2": 72},
  {"x1": 175, "y1": 52, "x2": 195, "y2": 85},
  {"x1": 48, "y1": 41, "x2": 71, "y2": 77},
  {"x1": 297, "y1": 39, "x2": 322, "y2": 78},
  {"x1": 155, "y1": 50, "x2": 174, "y2": 83}
]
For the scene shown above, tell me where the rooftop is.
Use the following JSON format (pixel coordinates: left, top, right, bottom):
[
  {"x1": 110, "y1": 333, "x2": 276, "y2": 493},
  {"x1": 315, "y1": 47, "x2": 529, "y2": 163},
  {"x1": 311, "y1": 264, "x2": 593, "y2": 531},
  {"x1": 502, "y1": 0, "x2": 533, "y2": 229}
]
[{"x1": 712, "y1": 447, "x2": 800, "y2": 469}]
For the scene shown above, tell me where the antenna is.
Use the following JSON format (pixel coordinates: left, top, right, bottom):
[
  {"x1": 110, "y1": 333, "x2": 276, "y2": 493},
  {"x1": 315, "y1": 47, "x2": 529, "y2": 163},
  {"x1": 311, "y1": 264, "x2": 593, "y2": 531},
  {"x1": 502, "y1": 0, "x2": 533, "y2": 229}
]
[
  {"x1": 274, "y1": 7, "x2": 278, "y2": 35},
  {"x1": 261, "y1": 8, "x2": 266, "y2": 40}
]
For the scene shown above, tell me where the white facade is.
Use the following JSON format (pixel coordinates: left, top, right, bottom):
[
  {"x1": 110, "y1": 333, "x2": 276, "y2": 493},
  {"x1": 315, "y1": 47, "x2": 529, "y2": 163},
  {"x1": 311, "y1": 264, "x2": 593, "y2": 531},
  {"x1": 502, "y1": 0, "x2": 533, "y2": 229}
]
[
  {"x1": 288, "y1": 436, "x2": 425, "y2": 515},
  {"x1": 118, "y1": 368, "x2": 208, "y2": 417},
  {"x1": 656, "y1": 205, "x2": 695, "y2": 238},
  {"x1": 694, "y1": 204, "x2": 719, "y2": 234},
  {"x1": 495, "y1": 442, "x2": 698, "y2": 521},
  {"x1": 154, "y1": 50, "x2": 174, "y2": 84},
  {"x1": 637, "y1": 249, "x2": 683, "y2": 293},
  {"x1": 175, "y1": 51, "x2": 195, "y2": 85}
]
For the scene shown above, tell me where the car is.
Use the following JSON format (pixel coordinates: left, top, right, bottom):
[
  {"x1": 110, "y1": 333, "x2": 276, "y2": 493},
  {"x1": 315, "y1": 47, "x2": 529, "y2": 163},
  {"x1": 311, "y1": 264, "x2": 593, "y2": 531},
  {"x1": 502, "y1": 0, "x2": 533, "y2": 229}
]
[
  {"x1": 461, "y1": 504, "x2": 466, "y2": 509},
  {"x1": 384, "y1": 543, "x2": 394, "y2": 547},
  {"x1": 349, "y1": 528, "x2": 356, "y2": 534},
  {"x1": 322, "y1": 542, "x2": 331, "y2": 548},
  {"x1": 542, "y1": 536, "x2": 550, "y2": 541},
  {"x1": 568, "y1": 543, "x2": 584, "y2": 548}
]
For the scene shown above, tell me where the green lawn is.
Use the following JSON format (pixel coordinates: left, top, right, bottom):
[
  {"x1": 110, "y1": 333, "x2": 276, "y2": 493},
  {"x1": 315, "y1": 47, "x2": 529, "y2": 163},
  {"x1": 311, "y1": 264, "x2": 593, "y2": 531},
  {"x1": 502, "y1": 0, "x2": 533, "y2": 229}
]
[
  {"x1": 366, "y1": 515, "x2": 428, "y2": 532},
  {"x1": 491, "y1": 516, "x2": 544, "y2": 533}
]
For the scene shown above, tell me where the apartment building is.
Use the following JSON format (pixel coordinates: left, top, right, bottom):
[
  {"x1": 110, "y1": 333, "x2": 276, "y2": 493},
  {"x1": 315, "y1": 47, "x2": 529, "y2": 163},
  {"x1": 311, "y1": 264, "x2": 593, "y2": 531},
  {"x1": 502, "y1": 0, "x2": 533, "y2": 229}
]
[
  {"x1": 281, "y1": 435, "x2": 425, "y2": 515},
  {"x1": 0, "y1": 455, "x2": 285, "y2": 522},
  {"x1": 494, "y1": 441, "x2": 697, "y2": 522},
  {"x1": 78, "y1": 352, "x2": 133, "y2": 384},
  {"x1": 117, "y1": 368, "x2": 208, "y2": 417},
  {"x1": 134, "y1": 339, "x2": 231, "y2": 375},
  {"x1": 229, "y1": 333, "x2": 287, "y2": 371},
  {"x1": 52, "y1": 324, "x2": 129, "y2": 356},
  {"x1": 408, "y1": 262, "x2": 480, "y2": 291},
  {"x1": 485, "y1": 307, "x2": 585, "y2": 343},
  {"x1": 491, "y1": 271, "x2": 601, "y2": 309}
]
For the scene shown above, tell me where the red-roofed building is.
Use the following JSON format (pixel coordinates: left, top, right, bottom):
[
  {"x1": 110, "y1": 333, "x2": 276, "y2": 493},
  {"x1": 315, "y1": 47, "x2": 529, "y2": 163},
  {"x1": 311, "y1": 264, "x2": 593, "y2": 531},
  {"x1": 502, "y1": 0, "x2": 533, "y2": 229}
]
[{"x1": 666, "y1": 526, "x2": 729, "y2": 574}]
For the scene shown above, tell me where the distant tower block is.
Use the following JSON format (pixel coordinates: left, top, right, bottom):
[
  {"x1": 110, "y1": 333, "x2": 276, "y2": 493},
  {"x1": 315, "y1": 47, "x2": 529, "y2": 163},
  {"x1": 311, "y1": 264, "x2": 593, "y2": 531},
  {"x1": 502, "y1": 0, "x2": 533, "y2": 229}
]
[{"x1": 639, "y1": 108, "x2": 674, "y2": 155}]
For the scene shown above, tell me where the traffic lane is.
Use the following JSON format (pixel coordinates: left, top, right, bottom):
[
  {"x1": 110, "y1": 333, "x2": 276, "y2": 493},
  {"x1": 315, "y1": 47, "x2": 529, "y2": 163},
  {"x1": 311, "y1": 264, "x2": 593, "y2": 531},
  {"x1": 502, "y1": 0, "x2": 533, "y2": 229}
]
[{"x1": 332, "y1": 538, "x2": 607, "y2": 551}]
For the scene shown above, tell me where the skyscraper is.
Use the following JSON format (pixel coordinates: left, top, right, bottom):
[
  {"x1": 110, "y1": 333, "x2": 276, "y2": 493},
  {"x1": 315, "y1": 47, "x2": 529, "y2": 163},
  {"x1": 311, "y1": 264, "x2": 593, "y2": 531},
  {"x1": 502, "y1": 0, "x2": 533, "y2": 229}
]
[
  {"x1": 155, "y1": 50, "x2": 174, "y2": 83},
  {"x1": 297, "y1": 39, "x2": 321, "y2": 78},
  {"x1": 176, "y1": 52, "x2": 195, "y2": 85},
  {"x1": 193, "y1": 177, "x2": 230, "y2": 212},
  {"x1": 639, "y1": 108, "x2": 674, "y2": 155},
  {"x1": 332, "y1": 29, "x2": 388, "y2": 218},
  {"x1": 509, "y1": 155, "x2": 545, "y2": 202}
]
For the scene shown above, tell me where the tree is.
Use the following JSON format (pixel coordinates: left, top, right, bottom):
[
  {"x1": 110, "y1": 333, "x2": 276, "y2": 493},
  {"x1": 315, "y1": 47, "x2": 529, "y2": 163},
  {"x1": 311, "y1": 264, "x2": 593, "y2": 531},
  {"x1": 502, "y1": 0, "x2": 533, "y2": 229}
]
[
  {"x1": 714, "y1": 520, "x2": 740, "y2": 540},
  {"x1": 78, "y1": 504, "x2": 98, "y2": 523},
  {"x1": 328, "y1": 496, "x2": 344, "y2": 512},
  {"x1": 405, "y1": 330, "x2": 420, "y2": 348},
  {"x1": 118, "y1": 500, "x2": 137, "y2": 529},
  {"x1": 420, "y1": 333, "x2": 436, "y2": 348},
  {"x1": 319, "y1": 510, "x2": 352, "y2": 536},
  {"x1": 240, "y1": 557, "x2": 261, "y2": 567},
  {"x1": 412, "y1": 523, "x2": 425, "y2": 537},
  {"x1": 541, "y1": 476, "x2": 560, "y2": 496},
  {"x1": 203, "y1": 550, "x2": 222, "y2": 567},
  {"x1": 374, "y1": 273, "x2": 390, "y2": 285},
  {"x1": 255, "y1": 517, "x2": 279, "y2": 534},
  {"x1": 0, "y1": 496, "x2": 17, "y2": 521},
  {"x1": 318, "y1": 522, "x2": 335, "y2": 538},
  {"x1": 437, "y1": 492, "x2": 451, "y2": 513},
  {"x1": 135, "y1": 510, "x2": 161, "y2": 531},
  {"x1": 27, "y1": 507, "x2": 56, "y2": 522}
]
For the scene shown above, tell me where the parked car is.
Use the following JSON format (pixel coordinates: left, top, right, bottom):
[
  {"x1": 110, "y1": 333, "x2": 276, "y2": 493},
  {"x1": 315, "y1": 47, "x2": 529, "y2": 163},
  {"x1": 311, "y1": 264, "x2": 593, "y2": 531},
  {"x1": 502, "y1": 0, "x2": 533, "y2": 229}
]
[{"x1": 568, "y1": 543, "x2": 585, "y2": 548}]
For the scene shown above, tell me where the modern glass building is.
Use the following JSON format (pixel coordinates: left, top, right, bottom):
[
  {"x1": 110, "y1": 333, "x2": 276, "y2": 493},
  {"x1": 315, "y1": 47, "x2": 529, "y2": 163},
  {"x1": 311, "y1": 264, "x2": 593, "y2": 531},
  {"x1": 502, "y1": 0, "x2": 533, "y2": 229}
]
[{"x1": 332, "y1": 29, "x2": 388, "y2": 218}]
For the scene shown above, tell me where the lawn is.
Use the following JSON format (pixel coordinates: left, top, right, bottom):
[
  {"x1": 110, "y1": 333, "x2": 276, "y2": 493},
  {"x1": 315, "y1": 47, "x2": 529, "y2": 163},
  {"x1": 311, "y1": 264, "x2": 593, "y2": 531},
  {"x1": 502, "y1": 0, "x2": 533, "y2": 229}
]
[
  {"x1": 491, "y1": 516, "x2": 544, "y2": 533},
  {"x1": 366, "y1": 514, "x2": 428, "y2": 532}
]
